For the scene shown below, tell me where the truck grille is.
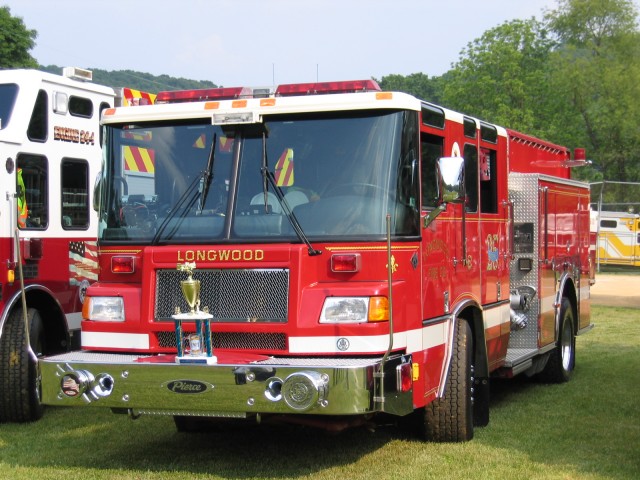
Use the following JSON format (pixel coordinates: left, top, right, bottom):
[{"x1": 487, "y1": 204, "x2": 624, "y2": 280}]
[
  {"x1": 155, "y1": 268, "x2": 289, "y2": 322},
  {"x1": 156, "y1": 331, "x2": 287, "y2": 351}
]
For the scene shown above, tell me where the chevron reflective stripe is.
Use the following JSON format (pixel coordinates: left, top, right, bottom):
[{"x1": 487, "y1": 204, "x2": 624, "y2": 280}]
[
  {"x1": 121, "y1": 88, "x2": 157, "y2": 106},
  {"x1": 193, "y1": 134, "x2": 206, "y2": 149},
  {"x1": 122, "y1": 130, "x2": 152, "y2": 141},
  {"x1": 220, "y1": 136, "x2": 234, "y2": 152},
  {"x1": 275, "y1": 148, "x2": 294, "y2": 186},
  {"x1": 123, "y1": 146, "x2": 155, "y2": 174}
]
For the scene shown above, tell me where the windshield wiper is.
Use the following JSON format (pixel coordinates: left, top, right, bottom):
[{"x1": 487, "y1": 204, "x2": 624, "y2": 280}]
[
  {"x1": 261, "y1": 132, "x2": 321, "y2": 256},
  {"x1": 150, "y1": 174, "x2": 202, "y2": 244},
  {"x1": 198, "y1": 133, "x2": 217, "y2": 212},
  {"x1": 151, "y1": 135, "x2": 218, "y2": 244}
]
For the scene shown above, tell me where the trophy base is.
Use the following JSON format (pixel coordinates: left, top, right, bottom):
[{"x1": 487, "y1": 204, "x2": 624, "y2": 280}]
[{"x1": 175, "y1": 355, "x2": 218, "y2": 365}]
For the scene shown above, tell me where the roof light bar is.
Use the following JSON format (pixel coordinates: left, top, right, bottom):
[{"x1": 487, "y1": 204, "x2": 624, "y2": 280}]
[
  {"x1": 155, "y1": 80, "x2": 382, "y2": 104},
  {"x1": 156, "y1": 86, "x2": 253, "y2": 104},
  {"x1": 275, "y1": 80, "x2": 381, "y2": 96}
]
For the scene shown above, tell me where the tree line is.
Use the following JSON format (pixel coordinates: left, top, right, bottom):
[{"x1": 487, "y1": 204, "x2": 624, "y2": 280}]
[
  {"x1": 2, "y1": 1, "x2": 640, "y2": 201},
  {"x1": 377, "y1": 0, "x2": 640, "y2": 204}
]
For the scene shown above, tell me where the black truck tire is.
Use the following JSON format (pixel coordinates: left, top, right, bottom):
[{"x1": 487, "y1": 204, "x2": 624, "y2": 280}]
[
  {"x1": 423, "y1": 318, "x2": 474, "y2": 442},
  {"x1": 0, "y1": 307, "x2": 45, "y2": 422},
  {"x1": 537, "y1": 297, "x2": 575, "y2": 383}
]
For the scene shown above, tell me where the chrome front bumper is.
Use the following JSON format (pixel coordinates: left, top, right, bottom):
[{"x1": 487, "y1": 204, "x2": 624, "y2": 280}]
[{"x1": 39, "y1": 352, "x2": 413, "y2": 417}]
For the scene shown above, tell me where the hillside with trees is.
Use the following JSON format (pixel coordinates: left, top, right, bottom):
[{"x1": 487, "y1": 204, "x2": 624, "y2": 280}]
[
  {"x1": 375, "y1": 0, "x2": 640, "y2": 205},
  {"x1": 38, "y1": 64, "x2": 218, "y2": 93}
]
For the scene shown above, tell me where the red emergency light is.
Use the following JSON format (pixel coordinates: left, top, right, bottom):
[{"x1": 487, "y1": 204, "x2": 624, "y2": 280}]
[
  {"x1": 155, "y1": 80, "x2": 381, "y2": 104},
  {"x1": 275, "y1": 80, "x2": 381, "y2": 96},
  {"x1": 331, "y1": 253, "x2": 361, "y2": 273},
  {"x1": 111, "y1": 256, "x2": 135, "y2": 274},
  {"x1": 156, "y1": 86, "x2": 253, "y2": 104},
  {"x1": 574, "y1": 148, "x2": 586, "y2": 161}
]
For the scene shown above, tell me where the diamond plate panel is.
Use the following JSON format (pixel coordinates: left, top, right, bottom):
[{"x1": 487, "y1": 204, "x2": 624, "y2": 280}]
[{"x1": 508, "y1": 173, "x2": 541, "y2": 351}]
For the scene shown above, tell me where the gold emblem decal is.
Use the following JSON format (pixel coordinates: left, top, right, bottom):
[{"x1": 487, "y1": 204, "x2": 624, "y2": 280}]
[{"x1": 387, "y1": 254, "x2": 398, "y2": 273}]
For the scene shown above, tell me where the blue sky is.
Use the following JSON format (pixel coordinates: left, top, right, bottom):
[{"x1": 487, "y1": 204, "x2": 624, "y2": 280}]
[{"x1": 4, "y1": 0, "x2": 590, "y2": 88}]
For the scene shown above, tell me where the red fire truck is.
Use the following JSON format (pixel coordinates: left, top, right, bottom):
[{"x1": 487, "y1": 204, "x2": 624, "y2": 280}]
[
  {"x1": 38, "y1": 80, "x2": 593, "y2": 441},
  {"x1": 0, "y1": 67, "x2": 154, "y2": 423}
]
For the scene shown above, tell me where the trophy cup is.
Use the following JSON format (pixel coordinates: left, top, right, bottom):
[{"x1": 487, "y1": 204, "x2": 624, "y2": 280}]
[
  {"x1": 180, "y1": 262, "x2": 200, "y2": 314},
  {"x1": 173, "y1": 262, "x2": 216, "y2": 364}
]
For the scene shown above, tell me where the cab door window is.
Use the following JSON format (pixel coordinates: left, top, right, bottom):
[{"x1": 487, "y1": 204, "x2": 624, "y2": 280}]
[
  {"x1": 420, "y1": 133, "x2": 444, "y2": 208},
  {"x1": 17, "y1": 154, "x2": 48, "y2": 229},
  {"x1": 463, "y1": 144, "x2": 478, "y2": 212},
  {"x1": 61, "y1": 159, "x2": 89, "y2": 229}
]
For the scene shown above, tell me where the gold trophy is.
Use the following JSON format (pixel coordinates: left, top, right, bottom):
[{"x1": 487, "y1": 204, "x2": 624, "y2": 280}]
[
  {"x1": 178, "y1": 262, "x2": 200, "y2": 314},
  {"x1": 173, "y1": 262, "x2": 216, "y2": 364}
]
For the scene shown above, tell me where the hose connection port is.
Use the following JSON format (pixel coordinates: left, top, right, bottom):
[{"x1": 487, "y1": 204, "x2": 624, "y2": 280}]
[{"x1": 281, "y1": 371, "x2": 329, "y2": 411}]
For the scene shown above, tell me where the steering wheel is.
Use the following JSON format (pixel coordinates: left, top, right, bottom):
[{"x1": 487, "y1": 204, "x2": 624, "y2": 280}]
[{"x1": 119, "y1": 202, "x2": 149, "y2": 225}]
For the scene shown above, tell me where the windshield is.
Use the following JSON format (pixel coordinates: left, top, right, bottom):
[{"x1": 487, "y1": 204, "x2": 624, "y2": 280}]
[{"x1": 98, "y1": 110, "x2": 419, "y2": 244}]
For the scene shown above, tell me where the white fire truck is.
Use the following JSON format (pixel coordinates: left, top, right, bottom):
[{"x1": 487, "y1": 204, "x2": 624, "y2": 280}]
[
  {"x1": 0, "y1": 67, "x2": 154, "y2": 423},
  {"x1": 38, "y1": 80, "x2": 593, "y2": 441}
]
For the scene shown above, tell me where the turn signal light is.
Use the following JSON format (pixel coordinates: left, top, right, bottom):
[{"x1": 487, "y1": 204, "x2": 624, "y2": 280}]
[{"x1": 368, "y1": 296, "x2": 389, "y2": 322}]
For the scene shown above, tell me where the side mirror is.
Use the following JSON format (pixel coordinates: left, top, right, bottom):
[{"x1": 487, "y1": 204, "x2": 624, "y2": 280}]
[
  {"x1": 93, "y1": 173, "x2": 102, "y2": 212},
  {"x1": 424, "y1": 156, "x2": 465, "y2": 228},
  {"x1": 436, "y1": 156, "x2": 465, "y2": 205}
]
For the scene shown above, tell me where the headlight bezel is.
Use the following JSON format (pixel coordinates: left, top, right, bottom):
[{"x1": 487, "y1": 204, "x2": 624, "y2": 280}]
[
  {"x1": 84, "y1": 296, "x2": 125, "y2": 322},
  {"x1": 319, "y1": 296, "x2": 389, "y2": 324}
]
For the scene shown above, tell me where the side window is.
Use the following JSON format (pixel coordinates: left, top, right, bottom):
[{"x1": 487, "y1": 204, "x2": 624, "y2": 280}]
[
  {"x1": 600, "y1": 220, "x2": 617, "y2": 229},
  {"x1": 69, "y1": 96, "x2": 93, "y2": 118},
  {"x1": 480, "y1": 148, "x2": 498, "y2": 214},
  {"x1": 421, "y1": 105, "x2": 445, "y2": 129},
  {"x1": 61, "y1": 159, "x2": 89, "y2": 229},
  {"x1": 27, "y1": 89, "x2": 48, "y2": 142},
  {"x1": 0, "y1": 83, "x2": 19, "y2": 129},
  {"x1": 463, "y1": 144, "x2": 478, "y2": 212},
  {"x1": 464, "y1": 117, "x2": 476, "y2": 138},
  {"x1": 17, "y1": 154, "x2": 48, "y2": 229},
  {"x1": 420, "y1": 133, "x2": 444, "y2": 208}
]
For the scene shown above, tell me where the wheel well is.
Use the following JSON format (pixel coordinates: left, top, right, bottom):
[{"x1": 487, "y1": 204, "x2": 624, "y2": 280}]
[
  {"x1": 559, "y1": 277, "x2": 578, "y2": 332},
  {"x1": 457, "y1": 306, "x2": 488, "y2": 380},
  {"x1": 23, "y1": 289, "x2": 69, "y2": 354}
]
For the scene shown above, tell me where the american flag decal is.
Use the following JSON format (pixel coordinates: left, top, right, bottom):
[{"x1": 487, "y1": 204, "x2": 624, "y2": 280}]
[{"x1": 69, "y1": 240, "x2": 98, "y2": 286}]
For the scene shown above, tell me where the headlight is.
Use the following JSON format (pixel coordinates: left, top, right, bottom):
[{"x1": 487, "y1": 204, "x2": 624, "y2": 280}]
[
  {"x1": 320, "y1": 297, "x2": 368, "y2": 323},
  {"x1": 83, "y1": 297, "x2": 125, "y2": 322}
]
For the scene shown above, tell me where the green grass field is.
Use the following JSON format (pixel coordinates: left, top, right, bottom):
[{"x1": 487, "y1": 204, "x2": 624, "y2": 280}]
[{"x1": 1, "y1": 305, "x2": 638, "y2": 480}]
